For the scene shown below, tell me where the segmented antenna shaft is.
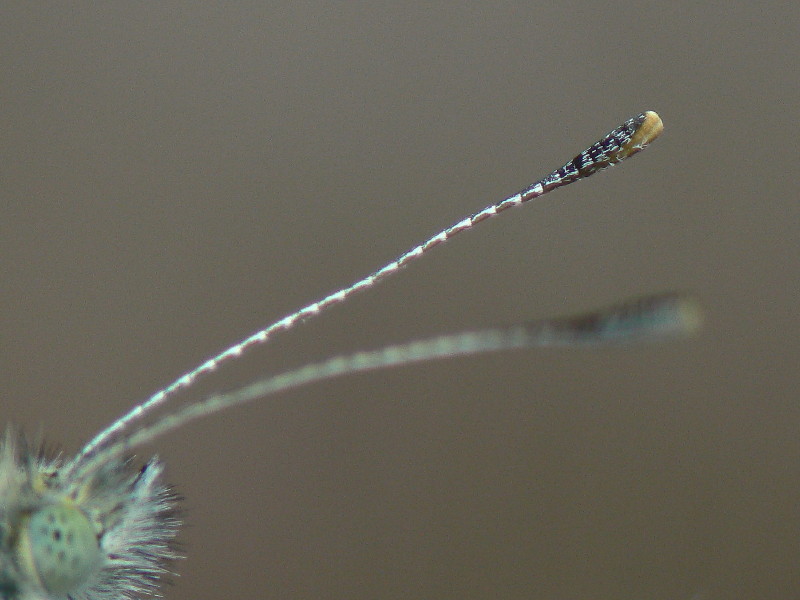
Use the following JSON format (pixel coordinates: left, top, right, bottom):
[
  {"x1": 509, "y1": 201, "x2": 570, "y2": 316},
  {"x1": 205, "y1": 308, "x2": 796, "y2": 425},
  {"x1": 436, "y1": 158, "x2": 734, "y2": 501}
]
[
  {"x1": 73, "y1": 293, "x2": 699, "y2": 474},
  {"x1": 69, "y1": 111, "x2": 664, "y2": 473}
]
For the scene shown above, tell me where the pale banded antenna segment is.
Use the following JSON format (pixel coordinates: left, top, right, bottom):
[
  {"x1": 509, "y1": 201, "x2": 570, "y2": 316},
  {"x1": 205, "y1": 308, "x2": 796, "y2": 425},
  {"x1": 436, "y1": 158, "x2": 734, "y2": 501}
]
[
  {"x1": 68, "y1": 111, "x2": 664, "y2": 474},
  {"x1": 74, "y1": 293, "x2": 701, "y2": 474}
]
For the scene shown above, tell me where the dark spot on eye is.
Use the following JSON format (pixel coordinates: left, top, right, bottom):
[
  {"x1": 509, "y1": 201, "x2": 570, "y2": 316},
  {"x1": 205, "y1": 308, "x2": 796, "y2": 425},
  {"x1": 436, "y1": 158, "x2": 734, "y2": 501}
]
[
  {"x1": 0, "y1": 576, "x2": 19, "y2": 599},
  {"x1": 53, "y1": 529, "x2": 61, "y2": 541}
]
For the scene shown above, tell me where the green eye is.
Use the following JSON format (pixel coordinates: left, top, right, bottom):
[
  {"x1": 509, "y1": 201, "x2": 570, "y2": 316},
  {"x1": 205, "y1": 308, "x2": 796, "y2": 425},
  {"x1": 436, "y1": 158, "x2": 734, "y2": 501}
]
[{"x1": 18, "y1": 503, "x2": 102, "y2": 595}]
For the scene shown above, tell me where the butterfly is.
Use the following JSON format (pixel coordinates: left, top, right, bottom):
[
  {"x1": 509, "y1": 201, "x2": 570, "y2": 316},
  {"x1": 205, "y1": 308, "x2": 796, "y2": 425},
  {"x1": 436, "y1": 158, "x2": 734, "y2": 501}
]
[{"x1": 0, "y1": 110, "x2": 699, "y2": 600}]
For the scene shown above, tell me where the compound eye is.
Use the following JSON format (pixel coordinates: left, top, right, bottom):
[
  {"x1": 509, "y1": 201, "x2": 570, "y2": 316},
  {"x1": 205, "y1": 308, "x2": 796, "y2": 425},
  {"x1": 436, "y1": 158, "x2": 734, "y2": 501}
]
[{"x1": 19, "y1": 504, "x2": 102, "y2": 595}]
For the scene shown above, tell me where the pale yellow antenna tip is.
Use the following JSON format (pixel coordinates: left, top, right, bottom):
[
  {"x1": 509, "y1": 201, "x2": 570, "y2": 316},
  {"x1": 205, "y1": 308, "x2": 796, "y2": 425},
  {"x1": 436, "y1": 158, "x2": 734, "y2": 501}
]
[
  {"x1": 673, "y1": 296, "x2": 705, "y2": 335},
  {"x1": 639, "y1": 110, "x2": 664, "y2": 143},
  {"x1": 620, "y1": 110, "x2": 664, "y2": 158}
]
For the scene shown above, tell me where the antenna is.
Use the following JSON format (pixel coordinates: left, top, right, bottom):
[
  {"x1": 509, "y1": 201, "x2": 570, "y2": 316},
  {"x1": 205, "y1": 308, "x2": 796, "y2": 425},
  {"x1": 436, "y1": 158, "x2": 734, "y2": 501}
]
[
  {"x1": 72, "y1": 292, "x2": 701, "y2": 478},
  {"x1": 67, "y1": 111, "x2": 664, "y2": 475}
]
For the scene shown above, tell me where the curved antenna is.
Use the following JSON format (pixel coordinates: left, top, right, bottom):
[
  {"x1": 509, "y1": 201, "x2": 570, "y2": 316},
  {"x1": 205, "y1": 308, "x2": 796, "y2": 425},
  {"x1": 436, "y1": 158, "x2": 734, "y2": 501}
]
[
  {"x1": 69, "y1": 293, "x2": 701, "y2": 482},
  {"x1": 68, "y1": 111, "x2": 664, "y2": 474}
]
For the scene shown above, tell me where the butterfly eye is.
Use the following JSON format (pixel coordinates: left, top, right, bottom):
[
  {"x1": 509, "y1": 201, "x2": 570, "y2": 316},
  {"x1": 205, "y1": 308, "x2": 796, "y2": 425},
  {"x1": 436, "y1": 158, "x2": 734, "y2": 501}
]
[{"x1": 17, "y1": 503, "x2": 102, "y2": 595}]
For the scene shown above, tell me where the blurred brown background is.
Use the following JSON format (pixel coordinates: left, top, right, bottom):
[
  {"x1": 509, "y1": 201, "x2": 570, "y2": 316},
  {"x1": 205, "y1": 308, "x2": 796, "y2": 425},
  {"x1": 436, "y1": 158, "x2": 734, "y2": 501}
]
[{"x1": 2, "y1": 3, "x2": 798, "y2": 600}]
